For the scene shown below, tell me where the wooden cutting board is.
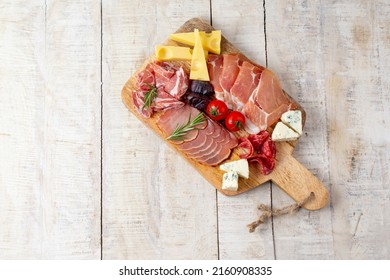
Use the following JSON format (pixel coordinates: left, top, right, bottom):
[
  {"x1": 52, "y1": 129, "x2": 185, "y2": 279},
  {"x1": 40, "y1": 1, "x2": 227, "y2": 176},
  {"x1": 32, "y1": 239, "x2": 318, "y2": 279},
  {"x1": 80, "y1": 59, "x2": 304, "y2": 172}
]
[{"x1": 122, "y1": 18, "x2": 329, "y2": 210}]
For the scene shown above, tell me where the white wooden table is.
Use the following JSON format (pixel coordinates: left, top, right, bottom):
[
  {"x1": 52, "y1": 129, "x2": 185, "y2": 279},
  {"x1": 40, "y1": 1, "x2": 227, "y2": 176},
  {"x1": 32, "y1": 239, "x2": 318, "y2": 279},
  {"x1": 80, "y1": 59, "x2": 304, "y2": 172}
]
[{"x1": 0, "y1": 0, "x2": 389, "y2": 259}]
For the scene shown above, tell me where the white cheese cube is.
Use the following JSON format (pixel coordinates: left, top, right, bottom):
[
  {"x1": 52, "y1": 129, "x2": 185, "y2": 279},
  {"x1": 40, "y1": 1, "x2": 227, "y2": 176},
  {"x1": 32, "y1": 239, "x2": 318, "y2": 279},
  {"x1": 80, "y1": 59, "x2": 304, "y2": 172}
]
[
  {"x1": 222, "y1": 171, "x2": 239, "y2": 191},
  {"x1": 219, "y1": 159, "x2": 249, "y2": 179},
  {"x1": 281, "y1": 110, "x2": 302, "y2": 135},
  {"x1": 272, "y1": 122, "x2": 300, "y2": 142}
]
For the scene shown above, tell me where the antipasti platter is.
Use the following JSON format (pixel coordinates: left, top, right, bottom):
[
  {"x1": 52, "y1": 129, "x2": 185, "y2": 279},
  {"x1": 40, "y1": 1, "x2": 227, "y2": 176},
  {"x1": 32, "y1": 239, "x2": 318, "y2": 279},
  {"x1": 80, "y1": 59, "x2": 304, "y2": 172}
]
[{"x1": 122, "y1": 18, "x2": 329, "y2": 210}]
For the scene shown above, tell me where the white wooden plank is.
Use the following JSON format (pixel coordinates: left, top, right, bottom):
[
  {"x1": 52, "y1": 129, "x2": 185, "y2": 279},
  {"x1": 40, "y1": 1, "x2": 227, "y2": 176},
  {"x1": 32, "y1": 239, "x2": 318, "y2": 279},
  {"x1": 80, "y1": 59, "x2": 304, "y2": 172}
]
[
  {"x1": 102, "y1": 0, "x2": 217, "y2": 259},
  {"x1": 0, "y1": 0, "x2": 101, "y2": 259},
  {"x1": 265, "y1": 0, "x2": 334, "y2": 259},
  {"x1": 211, "y1": 0, "x2": 275, "y2": 259},
  {"x1": 321, "y1": 0, "x2": 390, "y2": 259}
]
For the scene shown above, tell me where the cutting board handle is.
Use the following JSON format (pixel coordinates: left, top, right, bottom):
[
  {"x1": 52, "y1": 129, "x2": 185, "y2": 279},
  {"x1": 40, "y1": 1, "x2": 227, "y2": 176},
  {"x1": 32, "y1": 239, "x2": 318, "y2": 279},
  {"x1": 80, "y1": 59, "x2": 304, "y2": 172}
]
[{"x1": 271, "y1": 152, "x2": 329, "y2": 210}]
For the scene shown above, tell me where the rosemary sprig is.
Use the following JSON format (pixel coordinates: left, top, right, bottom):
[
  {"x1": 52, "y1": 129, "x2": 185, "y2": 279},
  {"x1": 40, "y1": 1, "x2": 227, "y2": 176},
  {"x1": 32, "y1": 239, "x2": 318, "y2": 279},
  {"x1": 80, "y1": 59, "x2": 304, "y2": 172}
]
[
  {"x1": 142, "y1": 83, "x2": 158, "y2": 110},
  {"x1": 166, "y1": 112, "x2": 207, "y2": 141}
]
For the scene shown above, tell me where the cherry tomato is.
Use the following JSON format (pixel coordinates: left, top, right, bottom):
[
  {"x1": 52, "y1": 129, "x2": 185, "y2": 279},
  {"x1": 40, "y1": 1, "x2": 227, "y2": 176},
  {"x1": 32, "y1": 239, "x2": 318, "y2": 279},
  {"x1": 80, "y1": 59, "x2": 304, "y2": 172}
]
[
  {"x1": 206, "y1": 100, "x2": 229, "y2": 121},
  {"x1": 225, "y1": 111, "x2": 246, "y2": 131}
]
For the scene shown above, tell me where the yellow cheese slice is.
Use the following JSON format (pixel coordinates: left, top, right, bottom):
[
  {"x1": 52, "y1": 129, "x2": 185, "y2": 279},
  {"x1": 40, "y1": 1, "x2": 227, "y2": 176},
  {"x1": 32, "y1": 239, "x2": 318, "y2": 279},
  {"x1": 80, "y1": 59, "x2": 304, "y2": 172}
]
[
  {"x1": 190, "y1": 29, "x2": 210, "y2": 81},
  {"x1": 170, "y1": 30, "x2": 221, "y2": 54},
  {"x1": 155, "y1": 45, "x2": 192, "y2": 61},
  {"x1": 155, "y1": 45, "x2": 208, "y2": 61}
]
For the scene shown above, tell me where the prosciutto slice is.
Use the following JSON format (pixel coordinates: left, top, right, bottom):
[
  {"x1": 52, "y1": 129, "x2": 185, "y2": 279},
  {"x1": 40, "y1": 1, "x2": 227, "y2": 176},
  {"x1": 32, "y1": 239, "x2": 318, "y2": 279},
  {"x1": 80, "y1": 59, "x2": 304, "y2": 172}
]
[
  {"x1": 208, "y1": 54, "x2": 224, "y2": 100},
  {"x1": 207, "y1": 54, "x2": 301, "y2": 133},
  {"x1": 153, "y1": 62, "x2": 189, "y2": 100},
  {"x1": 132, "y1": 62, "x2": 188, "y2": 118},
  {"x1": 219, "y1": 54, "x2": 242, "y2": 108},
  {"x1": 157, "y1": 105, "x2": 238, "y2": 166},
  {"x1": 244, "y1": 69, "x2": 298, "y2": 130},
  {"x1": 230, "y1": 61, "x2": 264, "y2": 111}
]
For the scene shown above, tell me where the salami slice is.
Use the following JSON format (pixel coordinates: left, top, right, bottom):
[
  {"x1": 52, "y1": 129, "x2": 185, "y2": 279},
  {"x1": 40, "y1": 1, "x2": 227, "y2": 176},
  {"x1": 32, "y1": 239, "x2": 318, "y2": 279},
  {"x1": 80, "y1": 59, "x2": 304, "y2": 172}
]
[{"x1": 237, "y1": 131, "x2": 277, "y2": 175}]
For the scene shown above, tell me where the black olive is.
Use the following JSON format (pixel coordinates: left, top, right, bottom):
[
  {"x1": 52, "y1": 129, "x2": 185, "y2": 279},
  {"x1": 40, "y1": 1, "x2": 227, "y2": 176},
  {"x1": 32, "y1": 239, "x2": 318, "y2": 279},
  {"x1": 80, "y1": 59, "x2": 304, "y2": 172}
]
[
  {"x1": 186, "y1": 92, "x2": 211, "y2": 112},
  {"x1": 190, "y1": 80, "x2": 214, "y2": 96}
]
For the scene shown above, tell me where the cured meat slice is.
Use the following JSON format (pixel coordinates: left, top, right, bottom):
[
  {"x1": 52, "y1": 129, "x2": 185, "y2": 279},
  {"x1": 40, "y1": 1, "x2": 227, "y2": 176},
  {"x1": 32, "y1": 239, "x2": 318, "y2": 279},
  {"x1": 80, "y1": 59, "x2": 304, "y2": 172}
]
[
  {"x1": 190, "y1": 122, "x2": 238, "y2": 166},
  {"x1": 244, "y1": 69, "x2": 294, "y2": 130},
  {"x1": 247, "y1": 131, "x2": 270, "y2": 151},
  {"x1": 157, "y1": 105, "x2": 207, "y2": 144},
  {"x1": 219, "y1": 54, "x2": 243, "y2": 108},
  {"x1": 193, "y1": 141, "x2": 224, "y2": 161},
  {"x1": 220, "y1": 54, "x2": 243, "y2": 93},
  {"x1": 137, "y1": 64, "x2": 155, "y2": 91},
  {"x1": 206, "y1": 54, "x2": 301, "y2": 134},
  {"x1": 186, "y1": 128, "x2": 220, "y2": 157},
  {"x1": 157, "y1": 105, "x2": 238, "y2": 166},
  {"x1": 133, "y1": 62, "x2": 189, "y2": 118},
  {"x1": 153, "y1": 62, "x2": 175, "y2": 88},
  {"x1": 132, "y1": 88, "x2": 152, "y2": 118},
  {"x1": 249, "y1": 155, "x2": 275, "y2": 175},
  {"x1": 184, "y1": 121, "x2": 224, "y2": 157},
  {"x1": 152, "y1": 88, "x2": 184, "y2": 111},
  {"x1": 230, "y1": 61, "x2": 264, "y2": 111},
  {"x1": 153, "y1": 62, "x2": 188, "y2": 100},
  {"x1": 162, "y1": 66, "x2": 189, "y2": 100},
  {"x1": 203, "y1": 146, "x2": 233, "y2": 166},
  {"x1": 180, "y1": 119, "x2": 215, "y2": 153},
  {"x1": 237, "y1": 137, "x2": 254, "y2": 159},
  {"x1": 237, "y1": 132, "x2": 276, "y2": 175},
  {"x1": 207, "y1": 54, "x2": 224, "y2": 99}
]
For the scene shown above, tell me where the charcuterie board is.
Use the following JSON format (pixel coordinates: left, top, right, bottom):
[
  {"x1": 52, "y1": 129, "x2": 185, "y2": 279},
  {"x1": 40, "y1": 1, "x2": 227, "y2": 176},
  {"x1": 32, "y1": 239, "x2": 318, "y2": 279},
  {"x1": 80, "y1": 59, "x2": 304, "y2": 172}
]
[{"x1": 122, "y1": 17, "x2": 329, "y2": 210}]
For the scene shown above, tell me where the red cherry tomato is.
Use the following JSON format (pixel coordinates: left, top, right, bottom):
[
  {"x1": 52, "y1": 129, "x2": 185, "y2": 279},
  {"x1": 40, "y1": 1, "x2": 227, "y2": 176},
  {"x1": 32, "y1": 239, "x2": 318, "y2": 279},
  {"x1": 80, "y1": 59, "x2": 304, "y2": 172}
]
[
  {"x1": 206, "y1": 100, "x2": 229, "y2": 121},
  {"x1": 225, "y1": 111, "x2": 246, "y2": 131}
]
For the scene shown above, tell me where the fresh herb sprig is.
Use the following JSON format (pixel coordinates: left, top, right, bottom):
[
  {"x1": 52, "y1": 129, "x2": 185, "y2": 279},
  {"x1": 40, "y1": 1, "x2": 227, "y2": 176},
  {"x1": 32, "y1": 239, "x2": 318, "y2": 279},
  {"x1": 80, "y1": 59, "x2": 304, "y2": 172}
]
[
  {"x1": 166, "y1": 113, "x2": 207, "y2": 141},
  {"x1": 142, "y1": 83, "x2": 158, "y2": 110}
]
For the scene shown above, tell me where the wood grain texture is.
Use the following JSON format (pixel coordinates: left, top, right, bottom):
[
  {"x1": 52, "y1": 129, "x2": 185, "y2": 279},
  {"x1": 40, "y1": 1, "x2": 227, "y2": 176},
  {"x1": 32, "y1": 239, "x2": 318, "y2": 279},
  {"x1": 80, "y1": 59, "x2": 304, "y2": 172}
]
[
  {"x1": 266, "y1": 0, "x2": 390, "y2": 259},
  {"x1": 322, "y1": 0, "x2": 390, "y2": 259},
  {"x1": 0, "y1": 0, "x2": 101, "y2": 259},
  {"x1": 265, "y1": 0, "x2": 335, "y2": 259},
  {"x1": 102, "y1": 0, "x2": 217, "y2": 259},
  {"x1": 1, "y1": 0, "x2": 389, "y2": 260}
]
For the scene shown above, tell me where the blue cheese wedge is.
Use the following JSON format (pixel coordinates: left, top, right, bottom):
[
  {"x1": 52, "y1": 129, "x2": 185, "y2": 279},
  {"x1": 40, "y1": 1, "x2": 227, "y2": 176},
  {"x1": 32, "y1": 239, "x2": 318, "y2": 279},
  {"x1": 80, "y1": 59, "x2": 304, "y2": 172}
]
[
  {"x1": 222, "y1": 171, "x2": 239, "y2": 191},
  {"x1": 272, "y1": 122, "x2": 300, "y2": 141},
  {"x1": 219, "y1": 159, "x2": 249, "y2": 179},
  {"x1": 281, "y1": 110, "x2": 302, "y2": 135}
]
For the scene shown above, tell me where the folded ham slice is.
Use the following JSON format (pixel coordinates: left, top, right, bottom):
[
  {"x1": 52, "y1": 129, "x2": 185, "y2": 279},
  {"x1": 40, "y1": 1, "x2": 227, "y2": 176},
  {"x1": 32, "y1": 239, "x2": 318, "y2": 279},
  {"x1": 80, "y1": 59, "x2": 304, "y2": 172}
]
[{"x1": 157, "y1": 105, "x2": 238, "y2": 166}]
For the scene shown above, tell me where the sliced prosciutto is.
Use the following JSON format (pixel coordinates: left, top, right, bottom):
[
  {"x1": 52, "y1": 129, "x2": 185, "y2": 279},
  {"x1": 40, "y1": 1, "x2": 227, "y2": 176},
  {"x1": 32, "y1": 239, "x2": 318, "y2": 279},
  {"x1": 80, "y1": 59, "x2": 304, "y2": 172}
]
[
  {"x1": 244, "y1": 69, "x2": 298, "y2": 130},
  {"x1": 230, "y1": 61, "x2": 264, "y2": 111},
  {"x1": 132, "y1": 62, "x2": 188, "y2": 118},
  {"x1": 207, "y1": 53, "x2": 302, "y2": 133},
  {"x1": 152, "y1": 88, "x2": 184, "y2": 112},
  {"x1": 157, "y1": 105, "x2": 238, "y2": 166},
  {"x1": 153, "y1": 62, "x2": 189, "y2": 100},
  {"x1": 208, "y1": 54, "x2": 224, "y2": 100},
  {"x1": 219, "y1": 54, "x2": 242, "y2": 108}
]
